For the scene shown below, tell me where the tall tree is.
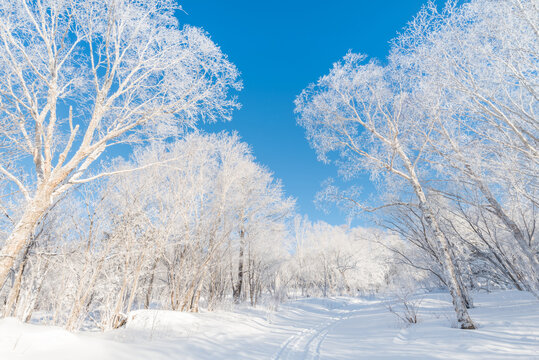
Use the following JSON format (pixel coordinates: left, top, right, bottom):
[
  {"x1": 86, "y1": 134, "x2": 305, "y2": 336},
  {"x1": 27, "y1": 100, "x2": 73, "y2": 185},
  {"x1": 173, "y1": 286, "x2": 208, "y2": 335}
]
[
  {"x1": 0, "y1": 0, "x2": 241, "y2": 288},
  {"x1": 296, "y1": 54, "x2": 476, "y2": 329}
]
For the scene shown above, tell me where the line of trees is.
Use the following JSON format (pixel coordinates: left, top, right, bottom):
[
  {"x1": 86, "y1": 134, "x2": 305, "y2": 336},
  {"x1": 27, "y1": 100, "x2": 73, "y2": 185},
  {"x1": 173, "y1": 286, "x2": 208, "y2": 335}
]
[
  {"x1": 0, "y1": 0, "x2": 536, "y2": 333},
  {"x1": 285, "y1": 216, "x2": 426, "y2": 298},
  {"x1": 296, "y1": 0, "x2": 538, "y2": 329},
  {"x1": 0, "y1": 132, "x2": 410, "y2": 331}
]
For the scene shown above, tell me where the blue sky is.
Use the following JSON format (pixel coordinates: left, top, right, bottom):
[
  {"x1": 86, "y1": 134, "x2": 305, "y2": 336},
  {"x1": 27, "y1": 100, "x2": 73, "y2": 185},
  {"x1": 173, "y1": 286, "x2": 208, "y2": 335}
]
[{"x1": 179, "y1": 0, "x2": 427, "y2": 225}]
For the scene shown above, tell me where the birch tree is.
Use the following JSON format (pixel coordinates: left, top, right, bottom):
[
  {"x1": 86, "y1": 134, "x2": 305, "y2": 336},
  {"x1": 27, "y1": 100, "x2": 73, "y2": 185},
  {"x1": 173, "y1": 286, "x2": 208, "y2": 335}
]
[
  {"x1": 391, "y1": 0, "x2": 538, "y2": 292},
  {"x1": 296, "y1": 54, "x2": 476, "y2": 329},
  {"x1": 296, "y1": 0, "x2": 538, "y2": 329},
  {"x1": 0, "y1": 0, "x2": 241, "y2": 288}
]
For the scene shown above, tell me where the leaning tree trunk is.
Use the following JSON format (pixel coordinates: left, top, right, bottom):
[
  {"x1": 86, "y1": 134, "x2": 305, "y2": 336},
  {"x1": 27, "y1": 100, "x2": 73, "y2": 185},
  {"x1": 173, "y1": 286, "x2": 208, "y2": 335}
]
[
  {"x1": 3, "y1": 240, "x2": 32, "y2": 317},
  {"x1": 443, "y1": 132, "x2": 539, "y2": 291},
  {"x1": 0, "y1": 186, "x2": 54, "y2": 294},
  {"x1": 397, "y1": 146, "x2": 475, "y2": 329},
  {"x1": 419, "y1": 200, "x2": 476, "y2": 329},
  {"x1": 472, "y1": 170, "x2": 539, "y2": 284}
]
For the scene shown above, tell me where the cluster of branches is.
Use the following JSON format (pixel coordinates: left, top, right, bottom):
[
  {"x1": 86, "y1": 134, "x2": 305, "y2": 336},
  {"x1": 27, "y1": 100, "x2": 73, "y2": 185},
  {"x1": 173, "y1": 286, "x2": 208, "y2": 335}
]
[
  {"x1": 296, "y1": 0, "x2": 538, "y2": 329},
  {"x1": 0, "y1": 0, "x2": 241, "y2": 290},
  {"x1": 0, "y1": 132, "x2": 295, "y2": 331}
]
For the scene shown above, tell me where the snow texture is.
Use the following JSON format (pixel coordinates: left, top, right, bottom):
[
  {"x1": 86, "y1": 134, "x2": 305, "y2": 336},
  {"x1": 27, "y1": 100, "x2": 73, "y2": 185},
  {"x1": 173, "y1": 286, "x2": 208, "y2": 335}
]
[{"x1": 0, "y1": 291, "x2": 537, "y2": 359}]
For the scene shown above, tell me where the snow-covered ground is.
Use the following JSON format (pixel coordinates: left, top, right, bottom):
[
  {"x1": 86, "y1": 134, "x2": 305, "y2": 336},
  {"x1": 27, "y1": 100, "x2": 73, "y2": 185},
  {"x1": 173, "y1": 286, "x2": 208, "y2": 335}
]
[{"x1": 1, "y1": 291, "x2": 538, "y2": 359}]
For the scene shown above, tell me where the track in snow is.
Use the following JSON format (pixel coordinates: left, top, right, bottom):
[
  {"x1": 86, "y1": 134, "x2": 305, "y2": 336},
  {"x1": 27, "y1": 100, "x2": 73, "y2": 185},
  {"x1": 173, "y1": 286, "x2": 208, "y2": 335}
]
[{"x1": 272, "y1": 305, "x2": 353, "y2": 360}]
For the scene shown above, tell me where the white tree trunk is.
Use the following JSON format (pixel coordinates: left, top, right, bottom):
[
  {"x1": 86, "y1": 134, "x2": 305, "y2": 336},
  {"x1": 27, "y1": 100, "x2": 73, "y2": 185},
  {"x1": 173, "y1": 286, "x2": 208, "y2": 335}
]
[
  {"x1": 398, "y1": 146, "x2": 475, "y2": 329},
  {"x1": 0, "y1": 187, "x2": 53, "y2": 292}
]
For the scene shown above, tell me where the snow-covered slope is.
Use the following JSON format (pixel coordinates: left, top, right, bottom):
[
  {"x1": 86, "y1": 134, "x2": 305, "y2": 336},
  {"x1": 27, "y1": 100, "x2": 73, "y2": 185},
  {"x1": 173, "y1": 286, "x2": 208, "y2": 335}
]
[{"x1": 0, "y1": 291, "x2": 538, "y2": 359}]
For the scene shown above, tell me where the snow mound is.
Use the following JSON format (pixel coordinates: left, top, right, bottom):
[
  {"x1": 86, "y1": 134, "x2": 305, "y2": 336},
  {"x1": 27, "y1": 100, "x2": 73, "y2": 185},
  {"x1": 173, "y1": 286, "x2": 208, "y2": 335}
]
[{"x1": 125, "y1": 309, "x2": 199, "y2": 336}]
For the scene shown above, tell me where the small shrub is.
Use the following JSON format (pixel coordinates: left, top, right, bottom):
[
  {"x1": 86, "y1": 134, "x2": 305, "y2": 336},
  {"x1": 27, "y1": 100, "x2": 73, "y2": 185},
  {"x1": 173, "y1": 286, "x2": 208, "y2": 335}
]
[{"x1": 387, "y1": 295, "x2": 422, "y2": 325}]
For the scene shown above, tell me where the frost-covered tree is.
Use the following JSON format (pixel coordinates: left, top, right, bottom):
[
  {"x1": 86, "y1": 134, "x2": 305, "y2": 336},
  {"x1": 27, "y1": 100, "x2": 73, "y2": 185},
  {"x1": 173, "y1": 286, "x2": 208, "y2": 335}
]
[
  {"x1": 286, "y1": 218, "x2": 416, "y2": 298},
  {"x1": 390, "y1": 0, "x2": 538, "y2": 293},
  {"x1": 296, "y1": 0, "x2": 538, "y2": 329},
  {"x1": 4, "y1": 132, "x2": 294, "y2": 330},
  {"x1": 94, "y1": 132, "x2": 293, "y2": 319},
  {"x1": 296, "y1": 55, "x2": 476, "y2": 328},
  {"x1": 0, "y1": 0, "x2": 241, "y2": 289}
]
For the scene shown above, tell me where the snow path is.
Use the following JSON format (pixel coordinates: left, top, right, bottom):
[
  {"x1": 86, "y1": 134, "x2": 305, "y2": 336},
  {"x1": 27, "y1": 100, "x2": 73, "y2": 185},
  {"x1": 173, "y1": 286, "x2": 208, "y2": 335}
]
[
  {"x1": 1, "y1": 291, "x2": 538, "y2": 359},
  {"x1": 272, "y1": 302, "x2": 353, "y2": 360}
]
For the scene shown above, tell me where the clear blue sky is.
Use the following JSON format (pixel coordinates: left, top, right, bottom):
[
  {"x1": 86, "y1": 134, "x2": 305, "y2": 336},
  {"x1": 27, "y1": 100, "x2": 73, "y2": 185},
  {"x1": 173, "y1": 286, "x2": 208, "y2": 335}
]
[{"x1": 179, "y1": 0, "x2": 427, "y2": 225}]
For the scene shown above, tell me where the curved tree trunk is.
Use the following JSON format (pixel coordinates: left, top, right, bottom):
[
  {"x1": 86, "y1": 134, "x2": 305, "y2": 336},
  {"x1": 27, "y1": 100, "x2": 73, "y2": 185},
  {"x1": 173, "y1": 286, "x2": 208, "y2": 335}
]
[
  {"x1": 0, "y1": 187, "x2": 54, "y2": 294},
  {"x1": 3, "y1": 240, "x2": 32, "y2": 317}
]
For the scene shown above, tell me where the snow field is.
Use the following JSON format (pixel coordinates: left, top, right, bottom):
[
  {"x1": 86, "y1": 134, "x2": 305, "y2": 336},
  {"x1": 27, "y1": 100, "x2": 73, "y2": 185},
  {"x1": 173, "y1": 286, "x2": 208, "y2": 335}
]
[{"x1": 0, "y1": 291, "x2": 538, "y2": 360}]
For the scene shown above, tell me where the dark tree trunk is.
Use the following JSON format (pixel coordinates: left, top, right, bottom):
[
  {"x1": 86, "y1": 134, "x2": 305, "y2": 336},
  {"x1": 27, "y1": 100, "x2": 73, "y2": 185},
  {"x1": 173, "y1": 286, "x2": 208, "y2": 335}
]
[{"x1": 233, "y1": 229, "x2": 245, "y2": 303}]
